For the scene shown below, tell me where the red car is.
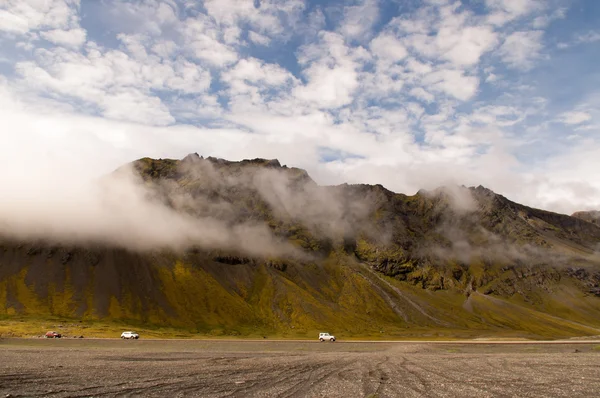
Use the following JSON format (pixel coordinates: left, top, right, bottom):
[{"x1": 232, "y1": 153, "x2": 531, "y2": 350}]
[{"x1": 45, "y1": 331, "x2": 62, "y2": 338}]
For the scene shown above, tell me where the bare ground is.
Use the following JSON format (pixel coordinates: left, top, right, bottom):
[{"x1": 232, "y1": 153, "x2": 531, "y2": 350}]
[{"x1": 1, "y1": 339, "x2": 599, "y2": 397}]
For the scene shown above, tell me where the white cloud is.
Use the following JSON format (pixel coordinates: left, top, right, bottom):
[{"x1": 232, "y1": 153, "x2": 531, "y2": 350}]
[
  {"x1": 370, "y1": 32, "x2": 407, "y2": 63},
  {"x1": 339, "y1": 0, "x2": 380, "y2": 41},
  {"x1": 396, "y1": 4, "x2": 498, "y2": 69},
  {"x1": 422, "y1": 69, "x2": 480, "y2": 101},
  {"x1": 189, "y1": 38, "x2": 239, "y2": 67},
  {"x1": 12, "y1": 32, "x2": 212, "y2": 125},
  {"x1": 295, "y1": 63, "x2": 359, "y2": 109},
  {"x1": 182, "y1": 18, "x2": 239, "y2": 66},
  {"x1": 485, "y1": 72, "x2": 499, "y2": 83},
  {"x1": 576, "y1": 31, "x2": 600, "y2": 44},
  {"x1": 559, "y1": 31, "x2": 600, "y2": 49},
  {"x1": 151, "y1": 40, "x2": 177, "y2": 58},
  {"x1": 532, "y1": 7, "x2": 566, "y2": 28},
  {"x1": 248, "y1": 30, "x2": 271, "y2": 46},
  {"x1": 103, "y1": 0, "x2": 178, "y2": 36},
  {"x1": 41, "y1": 27, "x2": 86, "y2": 48},
  {"x1": 203, "y1": 0, "x2": 306, "y2": 43},
  {"x1": 100, "y1": 89, "x2": 175, "y2": 125},
  {"x1": 0, "y1": 0, "x2": 81, "y2": 34},
  {"x1": 0, "y1": 9, "x2": 30, "y2": 34},
  {"x1": 294, "y1": 32, "x2": 362, "y2": 109},
  {"x1": 409, "y1": 87, "x2": 435, "y2": 103},
  {"x1": 435, "y1": 25, "x2": 498, "y2": 66},
  {"x1": 486, "y1": 0, "x2": 541, "y2": 16},
  {"x1": 498, "y1": 30, "x2": 544, "y2": 70},
  {"x1": 224, "y1": 58, "x2": 295, "y2": 87},
  {"x1": 485, "y1": 0, "x2": 542, "y2": 26},
  {"x1": 558, "y1": 111, "x2": 592, "y2": 125},
  {"x1": 405, "y1": 58, "x2": 433, "y2": 75},
  {"x1": 468, "y1": 105, "x2": 526, "y2": 127},
  {"x1": 222, "y1": 58, "x2": 297, "y2": 109}
]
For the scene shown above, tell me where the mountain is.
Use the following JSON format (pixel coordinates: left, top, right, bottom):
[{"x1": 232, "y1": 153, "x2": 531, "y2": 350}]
[
  {"x1": 1, "y1": 154, "x2": 600, "y2": 339},
  {"x1": 572, "y1": 210, "x2": 600, "y2": 226}
]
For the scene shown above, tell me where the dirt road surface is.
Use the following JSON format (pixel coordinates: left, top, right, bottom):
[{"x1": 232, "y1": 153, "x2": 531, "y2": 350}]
[{"x1": 1, "y1": 339, "x2": 599, "y2": 397}]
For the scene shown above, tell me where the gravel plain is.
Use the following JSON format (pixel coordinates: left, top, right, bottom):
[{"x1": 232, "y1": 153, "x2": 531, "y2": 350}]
[{"x1": 1, "y1": 338, "x2": 599, "y2": 397}]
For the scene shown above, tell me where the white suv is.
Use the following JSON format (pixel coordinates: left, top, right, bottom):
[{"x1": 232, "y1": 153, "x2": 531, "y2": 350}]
[
  {"x1": 319, "y1": 332, "x2": 336, "y2": 342},
  {"x1": 121, "y1": 331, "x2": 139, "y2": 339}
]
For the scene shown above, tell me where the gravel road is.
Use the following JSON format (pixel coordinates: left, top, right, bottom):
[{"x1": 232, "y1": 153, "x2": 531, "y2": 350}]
[{"x1": 1, "y1": 339, "x2": 599, "y2": 397}]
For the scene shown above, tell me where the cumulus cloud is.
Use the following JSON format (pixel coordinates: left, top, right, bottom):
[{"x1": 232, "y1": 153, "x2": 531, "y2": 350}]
[
  {"x1": 422, "y1": 69, "x2": 480, "y2": 101},
  {"x1": 435, "y1": 26, "x2": 498, "y2": 66},
  {"x1": 40, "y1": 28, "x2": 87, "y2": 48},
  {"x1": 409, "y1": 87, "x2": 435, "y2": 103},
  {"x1": 485, "y1": 0, "x2": 542, "y2": 26},
  {"x1": 339, "y1": 0, "x2": 380, "y2": 41},
  {"x1": 293, "y1": 32, "x2": 362, "y2": 109},
  {"x1": 370, "y1": 32, "x2": 407, "y2": 63},
  {"x1": 558, "y1": 111, "x2": 592, "y2": 125},
  {"x1": 0, "y1": 0, "x2": 81, "y2": 34},
  {"x1": 248, "y1": 30, "x2": 271, "y2": 46},
  {"x1": 498, "y1": 30, "x2": 544, "y2": 70},
  {"x1": 203, "y1": 0, "x2": 305, "y2": 43}
]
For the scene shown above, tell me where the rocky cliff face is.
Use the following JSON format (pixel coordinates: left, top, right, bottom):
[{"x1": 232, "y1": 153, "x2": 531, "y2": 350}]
[{"x1": 1, "y1": 154, "x2": 600, "y2": 339}]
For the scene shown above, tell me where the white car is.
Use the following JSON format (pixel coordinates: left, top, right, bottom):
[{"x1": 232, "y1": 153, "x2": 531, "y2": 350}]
[
  {"x1": 121, "y1": 331, "x2": 139, "y2": 339},
  {"x1": 319, "y1": 332, "x2": 336, "y2": 342}
]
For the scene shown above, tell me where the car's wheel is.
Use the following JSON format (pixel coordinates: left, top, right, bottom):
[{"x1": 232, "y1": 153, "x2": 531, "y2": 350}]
[{"x1": 319, "y1": 338, "x2": 324, "y2": 342}]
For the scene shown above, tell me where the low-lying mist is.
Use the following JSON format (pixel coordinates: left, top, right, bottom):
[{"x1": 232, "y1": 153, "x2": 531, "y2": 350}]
[
  {"x1": 2, "y1": 152, "x2": 596, "y2": 268},
  {"x1": 0, "y1": 158, "x2": 298, "y2": 258},
  {"x1": 0, "y1": 153, "x2": 382, "y2": 259}
]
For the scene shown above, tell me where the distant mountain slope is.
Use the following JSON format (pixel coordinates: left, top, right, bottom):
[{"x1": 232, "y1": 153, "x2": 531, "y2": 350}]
[
  {"x1": 572, "y1": 210, "x2": 600, "y2": 226},
  {"x1": 1, "y1": 154, "x2": 600, "y2": 339}
]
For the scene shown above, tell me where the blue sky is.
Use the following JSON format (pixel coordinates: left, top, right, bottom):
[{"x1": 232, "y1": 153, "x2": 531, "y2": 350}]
[{"x1": 0, "y1": 0, "x2": 599, "y2": 214}]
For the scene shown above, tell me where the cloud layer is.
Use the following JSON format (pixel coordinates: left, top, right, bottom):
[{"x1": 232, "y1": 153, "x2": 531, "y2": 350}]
[{"x1": 1, "y1": 0, "x2": 599, "y2": 215}]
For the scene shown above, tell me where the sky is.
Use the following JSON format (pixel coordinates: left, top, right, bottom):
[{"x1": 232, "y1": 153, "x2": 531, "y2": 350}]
[{"x1": 0, "y1": 0, "x2": 599, "y2": 215}]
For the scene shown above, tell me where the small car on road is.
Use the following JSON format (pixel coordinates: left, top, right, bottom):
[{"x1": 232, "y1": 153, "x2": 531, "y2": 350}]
[
  {"x1": 121, "y1": 331, "x2": 139, "y2": 339},
  {"x1": 319, "y1": 332, "x2": 335, "y2": 342},
  {"x1": 45, "y1": 331, "x2": 61, "y2": 338}
]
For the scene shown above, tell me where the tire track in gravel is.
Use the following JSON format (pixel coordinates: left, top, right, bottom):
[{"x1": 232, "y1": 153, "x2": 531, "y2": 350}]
[
  {"x1": 23, "y1": 374, "x2": 207, "y2": 398},
  {"x1": 396, "y1": 356, "x2": 434, "y2": 397},
  {"x1": 370, "y1": 355, "x2": 391, "y2": 397},
  {"x1": 280, "y1": 362, "x2": 349, "y2": 398},
  {"x1": 215, "y1": 359, "x2": 328, "y2": 397},
  {"x1": 399, "y1": 356, "x2": 509, "y2": 398}
]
